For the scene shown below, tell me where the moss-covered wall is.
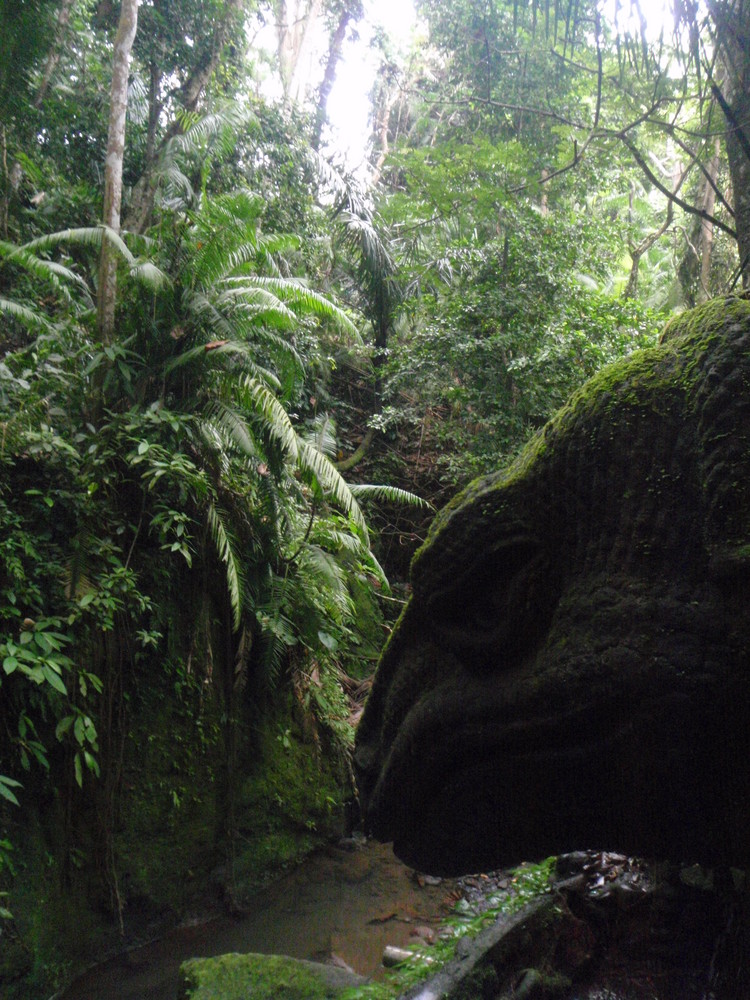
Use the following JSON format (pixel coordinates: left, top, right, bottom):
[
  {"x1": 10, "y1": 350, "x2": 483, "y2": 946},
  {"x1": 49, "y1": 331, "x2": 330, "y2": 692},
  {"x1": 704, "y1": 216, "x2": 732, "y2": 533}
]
[{"x1": 1, "y1": 672, "x2": 352, "y2": 999}]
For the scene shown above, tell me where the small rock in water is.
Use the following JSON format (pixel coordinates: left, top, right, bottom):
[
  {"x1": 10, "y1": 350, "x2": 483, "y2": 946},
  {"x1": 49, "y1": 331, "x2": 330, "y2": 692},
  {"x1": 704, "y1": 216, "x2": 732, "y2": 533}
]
[{"x1": 409, "y1": 924, "x2": 436, "y2": 945}]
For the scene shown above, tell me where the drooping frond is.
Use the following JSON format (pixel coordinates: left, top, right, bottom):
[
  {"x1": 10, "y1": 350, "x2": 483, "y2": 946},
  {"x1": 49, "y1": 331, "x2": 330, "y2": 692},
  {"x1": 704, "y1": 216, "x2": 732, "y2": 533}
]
[
  {"x1": 207, "y1": 501, "x2": 245, "y2": 632},
  {"x1": 221, "y1": 275, "x2": 359, "y2": 338},
  {"x1": 310, "y1": 524, "x2": 390, "y2": 593},
  {"x1": 216, "y1": 284, "x2": 297, "y2": 327},
  {"x1": 240, "y1": 376, "x2": 299, "y2": 460},
  {"x1": 348, "y1": 483, "x2": 431, "y2": 508},
  {"x1": 129, "y1": 260, "x2": 171, "y2": 290},
  {"x1": 22, "y1": 226, "x2": 131, "y2": 263},
  {"x1": 297, "y1": 439, "x2": 367, "y2": 539},
  {"x1": 16, "y1": 227, "x2": 168, "y2": 291},
  {"x1": 163, "y1": 339, "x2": 265, "y2": 379},
  {"x1": 0, "y1": 297, "x2": 51, "y2": 329},
  {"x1": 184, "y1": 291, "x2": 238, "y2": 342},
  {"x1": 298, "y1": 544, "x2": 350, "y2": 620},
  {"x1": 303, "y1": 415, "x2": 338, "y2": 458},
  {"x1": 202, "y1": 399, "x2": 259, "y2": 460},
  {"x1": 0, "y1": 240, "x2": 92, "y2": 302}
]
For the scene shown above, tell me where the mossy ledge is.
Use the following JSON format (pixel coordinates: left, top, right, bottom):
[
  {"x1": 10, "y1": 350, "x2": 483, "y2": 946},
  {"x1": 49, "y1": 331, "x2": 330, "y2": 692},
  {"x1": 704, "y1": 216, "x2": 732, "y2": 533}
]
[{"x1": 179, "y1": 952, "x2": 365, "y2": 1000}]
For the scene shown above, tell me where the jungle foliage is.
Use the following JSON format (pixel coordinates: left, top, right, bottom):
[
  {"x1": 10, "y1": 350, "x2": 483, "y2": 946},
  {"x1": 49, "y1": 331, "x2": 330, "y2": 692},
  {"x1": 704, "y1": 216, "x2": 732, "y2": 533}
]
[{"x1": 0, "y1": 0, "x2": 747, "y2": 992}]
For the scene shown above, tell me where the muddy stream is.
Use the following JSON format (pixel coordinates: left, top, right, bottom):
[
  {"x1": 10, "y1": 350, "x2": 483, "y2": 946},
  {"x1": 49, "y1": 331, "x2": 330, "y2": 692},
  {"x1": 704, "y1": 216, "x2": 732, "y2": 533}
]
[
  {"x1": 60, "y1": 841, "x2": 728, "y2": 1000},
  {"x1": 61, "y1": 839, "x2": 459, "y2": 1000}
]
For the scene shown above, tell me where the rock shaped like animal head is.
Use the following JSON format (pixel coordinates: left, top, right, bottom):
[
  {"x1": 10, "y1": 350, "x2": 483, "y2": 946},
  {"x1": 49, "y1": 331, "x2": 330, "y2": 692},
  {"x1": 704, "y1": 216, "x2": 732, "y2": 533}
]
[{"x1": 354, "y1": 300, "x2": 750, "y2": 875}]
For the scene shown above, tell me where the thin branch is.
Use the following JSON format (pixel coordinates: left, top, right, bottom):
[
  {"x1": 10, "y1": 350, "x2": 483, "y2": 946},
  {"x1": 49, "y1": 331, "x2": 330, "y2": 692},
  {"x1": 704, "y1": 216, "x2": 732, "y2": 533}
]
[
  {"x1": 617, "y1": 132, "x2": 737, "y2": 239},
  {"x1": 651, "y1": 117, "x2": 735, "y2": 219}
]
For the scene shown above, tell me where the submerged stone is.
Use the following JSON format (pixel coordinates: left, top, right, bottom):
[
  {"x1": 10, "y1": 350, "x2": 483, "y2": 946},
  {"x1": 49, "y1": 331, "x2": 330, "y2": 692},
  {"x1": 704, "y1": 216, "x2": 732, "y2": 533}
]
[
  {"x1": 179, "y1": 952, "x2": 366, "y2": 1000},
  {"x1": 354, "y1": 298, "x2": 750, "y2": 875}
]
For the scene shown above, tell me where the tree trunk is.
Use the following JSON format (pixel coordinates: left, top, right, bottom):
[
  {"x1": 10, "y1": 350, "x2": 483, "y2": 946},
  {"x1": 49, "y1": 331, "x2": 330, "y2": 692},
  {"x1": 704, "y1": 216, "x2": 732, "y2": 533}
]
[
  {"x1": 33, "y1": 0, "x2": 76, "y2": 107},
  {"x1": 97, "y1": 0, "x2": 139, "y2": 345},
  {"x1": 275, "y1": 0, "x2": 324, "y2": 105},
  {"x1": 313, "y1": 8, "x2": 353, "y2": 150},
  {"x1": 698, "y1": 138, "x2": 720, "y2": 302},
  {"x1": 710, "y1": 0, "x2": 750, "y2": 287},
  {"x1": 724, "y1": 89, "x2": 750, "y2": 289},
  {"x1": 123, "y1": 0, "x2": 243, "y2": 233}
]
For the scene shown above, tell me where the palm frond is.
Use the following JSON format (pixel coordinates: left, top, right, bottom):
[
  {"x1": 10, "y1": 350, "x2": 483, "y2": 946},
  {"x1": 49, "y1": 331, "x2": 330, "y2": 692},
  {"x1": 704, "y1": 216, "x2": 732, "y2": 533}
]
[
  {"x1": 348, "y1": 483, "x2": 431, "y2": 507},
  {"x1": 0, "y1": 297, "x2": 51, "y2": 329},
  {"x1": 240, "y1": 376, "x2": 299, "y2": 460},
  {"x1": 0, "y1": 240, "x2": 91, "y2": 304},
  {"x1": 207, "y1": 501, "x2": 245, "y2": 632},
  {"x1": 21, "y1": 226, "x2": 135, "y2": 267},
  {"x1": 202, "y1": 400, "x2": 259, "y2": 460},
  {"x1": 216, "y1": 285, "x2": 297, "y2": 327},
  {"x1": 297, "y1": 439, "x2": 367, "y2": 539},
  {"x1": 221, "y1": 275, "x2": 359, "y2": 337},
  {"x1": 172, "y1": 104, "x2": 255, "y2": 159},
  {"x1": 185, "y1": 291, "x2": 238, "y2": 342},
  {"x1": 303, "y1": 415, "x2": 338, "y2": 458},
  {"x1": 129, "y1": 260, "x2": 171, "y2": 290}
]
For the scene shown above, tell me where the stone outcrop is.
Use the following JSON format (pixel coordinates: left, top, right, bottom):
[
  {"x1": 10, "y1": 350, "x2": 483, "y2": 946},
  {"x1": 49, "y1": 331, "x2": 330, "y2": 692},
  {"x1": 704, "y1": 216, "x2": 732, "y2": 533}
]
[{"x1": 354, "y1": 299, "x2": 750, "y2": 875}]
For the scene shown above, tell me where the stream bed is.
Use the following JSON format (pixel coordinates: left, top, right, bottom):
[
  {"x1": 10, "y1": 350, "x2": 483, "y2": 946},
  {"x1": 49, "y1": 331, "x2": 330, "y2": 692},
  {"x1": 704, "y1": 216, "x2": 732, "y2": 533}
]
[
  {"x1": 60, "y1": 843, "x2": 730, "y2": 1000},
  {"x1": 60, "y1": 838, "x2": 459, "y2": 1000}
]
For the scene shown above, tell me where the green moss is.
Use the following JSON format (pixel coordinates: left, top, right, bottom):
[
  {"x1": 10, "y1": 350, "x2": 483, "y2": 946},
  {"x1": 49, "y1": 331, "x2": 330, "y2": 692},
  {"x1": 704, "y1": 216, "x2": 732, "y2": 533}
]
[
  {"x1": 115, "y1": 675, "x2": 223, "y2": 913},
  {"x1": 180, "y1": 953, "x2": 361, "y2": 1000},
  {"x1": 413, "y1": 298, "x2": 750, "y2": 577},
  {"x1": 661, "y1": 296, "x2": 750, "y2": 342}
]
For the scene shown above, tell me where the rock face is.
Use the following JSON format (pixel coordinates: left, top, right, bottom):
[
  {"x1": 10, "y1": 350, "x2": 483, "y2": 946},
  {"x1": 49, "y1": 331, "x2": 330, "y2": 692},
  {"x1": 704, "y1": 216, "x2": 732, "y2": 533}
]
[{"x1": 354, "y1": 299, "x2": 750, "y2": 876}]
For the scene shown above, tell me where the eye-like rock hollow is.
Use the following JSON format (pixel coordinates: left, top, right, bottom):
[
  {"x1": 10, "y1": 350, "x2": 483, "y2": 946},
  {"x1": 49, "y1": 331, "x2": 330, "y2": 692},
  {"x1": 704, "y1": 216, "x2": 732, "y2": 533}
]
[{"x1": 354, "y1": 298, "x2": 750, "y2": 876}]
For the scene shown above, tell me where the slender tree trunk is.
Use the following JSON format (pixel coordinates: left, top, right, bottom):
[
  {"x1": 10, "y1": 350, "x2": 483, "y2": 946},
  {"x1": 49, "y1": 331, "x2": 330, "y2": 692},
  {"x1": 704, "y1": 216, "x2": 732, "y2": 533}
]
[
  {"x1": 313, "y1": 8, "x2": 353, "y2": 150},
  {"x1": 724, "y1": 90, "x2": 750, "y2": 288},
  {"x1": 124, "y1": 0, "x2": 243, "y2": 233},
  {"x1": 97, "y1": 0, "x2": 139, "y2": 345},
  {"x1": 33, "y1": 0, "x2": 76, "y2": 107},
  {"x1": 698, "y1": 138, "x2": 720, "y2": 302},
  {"x1": 709, "y1": 0, "x2": 750, "y2": 287}
]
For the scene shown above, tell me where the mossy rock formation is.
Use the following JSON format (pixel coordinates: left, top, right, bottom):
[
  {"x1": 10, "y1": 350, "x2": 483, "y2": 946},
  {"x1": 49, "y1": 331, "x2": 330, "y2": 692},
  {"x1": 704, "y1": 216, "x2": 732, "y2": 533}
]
[
  {"x1": 179, "y1": 952, "x2": 365, "y2": 1000},
  {"x1": 354, "y1": 298, "x2": 750, "y2": 875}
]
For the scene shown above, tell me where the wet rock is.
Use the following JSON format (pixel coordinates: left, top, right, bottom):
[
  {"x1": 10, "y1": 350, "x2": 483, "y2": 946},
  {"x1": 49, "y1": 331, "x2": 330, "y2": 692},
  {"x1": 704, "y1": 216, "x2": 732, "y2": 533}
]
[
  {"x1": 355, "y1": 298, "x2": 750, "y2": 876},
  {"x1": 179, "y1": 952, "x2": 366, "y2": 999}
]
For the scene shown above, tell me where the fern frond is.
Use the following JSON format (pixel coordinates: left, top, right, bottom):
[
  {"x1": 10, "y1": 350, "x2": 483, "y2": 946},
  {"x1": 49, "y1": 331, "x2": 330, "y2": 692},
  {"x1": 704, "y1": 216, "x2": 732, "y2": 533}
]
[{"x1": 298, "y1": 545, "x2": 350, "y2": 620}]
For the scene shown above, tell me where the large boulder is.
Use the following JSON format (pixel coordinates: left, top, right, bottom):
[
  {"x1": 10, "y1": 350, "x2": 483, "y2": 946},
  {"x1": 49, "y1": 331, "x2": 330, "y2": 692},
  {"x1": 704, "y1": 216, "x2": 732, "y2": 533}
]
[{"x1": 354, "y1": 299, "x2": 750, "y2": 876}]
